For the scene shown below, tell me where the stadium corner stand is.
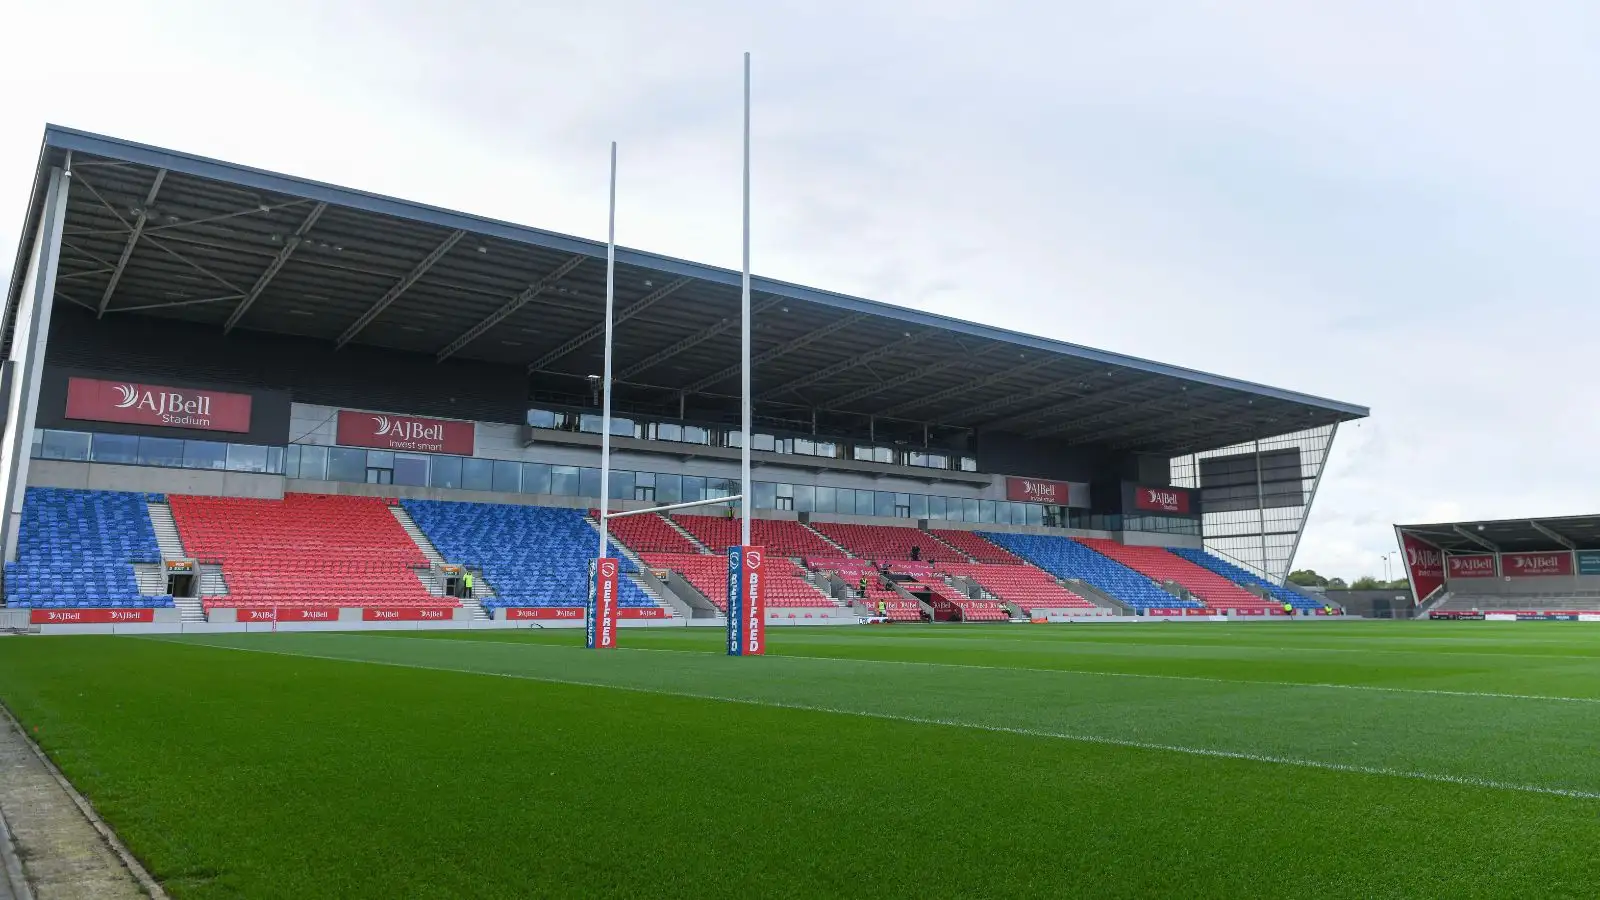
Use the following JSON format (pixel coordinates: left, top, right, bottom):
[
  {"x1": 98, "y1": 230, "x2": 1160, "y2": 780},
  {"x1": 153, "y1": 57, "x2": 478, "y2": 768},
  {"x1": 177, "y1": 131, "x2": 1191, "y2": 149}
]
[
  {"x1": 1397, "y1": 516, "x2": 1600, "y2": 621},
  {"x1": 0, "y1": 126, "x2": 1366, "y2": 630}
]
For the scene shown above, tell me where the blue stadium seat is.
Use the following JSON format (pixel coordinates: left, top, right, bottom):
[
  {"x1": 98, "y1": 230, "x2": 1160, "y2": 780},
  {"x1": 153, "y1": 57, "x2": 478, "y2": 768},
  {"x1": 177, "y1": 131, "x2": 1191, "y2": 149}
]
[
  {"x1": 400, "y1": 500, "x2": 654, "y2": 612},
  {"x1": 1168, "y1": 548, "x2": 1321, "y2": 609},
  {"x1": 977, "y1": 531, "x2": 1203, "y2": 609},
  {"x1": 3, "y1": 487, "x2": 173, "y2": 608}
]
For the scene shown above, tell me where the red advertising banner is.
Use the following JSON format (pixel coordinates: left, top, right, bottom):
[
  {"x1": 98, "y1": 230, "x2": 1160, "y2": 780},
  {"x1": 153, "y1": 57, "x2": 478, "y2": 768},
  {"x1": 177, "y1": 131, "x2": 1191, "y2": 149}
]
[
  {"x1": 336, "y1": 410, "x2": 475, "y2": 455},
  {"x1": 1446, "y1": 555, "x2": 1497, "y2": 579},
  {"x1": 237, "y1": 607, "x2": 340, "y2": 622},
  {"x1": 1501, "y1": 551, "x2": 1574, "y2": 578},
  {"x1": 1133, "y1": 486, "x2": 1193, "y2": 515},
  {"x1": 361, "y1": 607, "x2": 455, "y2": 622},
  {"x1": 30, "y1": 608, "x2": 156, "y2": 624},
  {"x1": 1146, "y1": 608, "x2": 1185, "y2": 617},
  {"x1": 1006, "y1": 477, "x2": 1073, "y2": 505},
  {"x1": 65, "y1": 377, "x2": 253, "y2": 433},
  {"x1": 506, "y1": 607, "x2": 665, "y2": 620},
  {"x1": 1401, "y1": 533, "x2": 1445, "y2": 603},
  {"x1": 586, "y1": 558, "x2": 619, "y2": 649}
]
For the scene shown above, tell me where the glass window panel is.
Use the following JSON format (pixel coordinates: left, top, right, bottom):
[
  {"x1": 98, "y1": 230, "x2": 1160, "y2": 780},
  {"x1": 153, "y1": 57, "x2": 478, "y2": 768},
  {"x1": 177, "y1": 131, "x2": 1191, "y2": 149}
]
[
  {"x1": 875, "y1": 491, "x2": 896, "y2": 517},
  {"x1": 42, "y1": 430, "x2": 91, "y2": 462},
  {"x1": 910, "y1": 494, "x2": 928, "y2": 519},
  {"x1": 726, "y1": 431, "x2": 742, "y2": 449},
  {"x1": 635, "y1": 471, "x2": 655, "y2": 488},
  {"x1": 550, "y1": 465, "x2": 579, "y2": 496},
  {"x1": 522, "y1": 462, "x2": 552, "y2": 494},
  {"x1": 90, "y1": 433, "x2": 139, "y2": 465},
  {"x1": 394, "y1": 454, "x2": 429, "y2": 486},
  {"x1": 793, "y1": 438, "x2": 815, "y2": 456},
  {"x1": 298, "y1": 445, "x2": 328, "y2": 480},
  {"x1": 611, "y1": 418, "x2": 635, "y2": 437},
  {"x1": 775, "y1": 482, "x2": 793, "y2": 498},
  {"x1": 492, "y1": 460, "x2": 521, "y2": 493},
  {"x1": 30, "y1": 429, "x2": 42, "y2": 459},
  {"x1": 138, "y1": 436, "x2": 184, "y2": 468},
  {"x1": 266, "y1": 446, "x2": 284, "y2": 475},
  {"x1": 814, "y1": 486, "x2": 835, "y2": 513},
  {"x1": 656, "y1": 474, "x2": 682, "y2": 504},
  {"x1": 963, "y1": 498, "x2": 981, "y2": 522},
  {"x1": 462, "y1": 458, "x2": 494, "y2": 491},
  {"x1": 327, "y1": 447, "x2": 367, "y2": 483},
  {"x1": 579, "y1": 467, "x2": 601, "y2": 498},
  {"x1": 960, "y1": 457, "x2": 978, "y2": 472},
  {"x1": 977, "y1": 500, "x2": 997, "y2": 524},
  {"x1": 579, "y1": 415, "x2": 603, "y2": 434},
  {"x1": 855, "y1": 490, "x2": 875, "y2": 516},
  {"x1": 928, "y1": 495, "x2": 947, "y2": 520},
  {"x1": 793, "y1": 484, "x2": 815, "y2": 513},
  {"x1": 431, "y1": 455, "x2": 463, "y2": 490},
  {"x1": 752, "y1": 433, "x2": 776, "y2": 452},
  {"x1": 183, "y1": 441, "x2": 228, "y2": 470},
  {"x1": 656, "y1": 422, "x2": 682, "y2": 442},
  {"x1": 609, "y1": 470, "x2": 635, "y2": 500},
  {"x1": 527, "y1": 409, "x2": 559, "y2": 429},
  {"x1": 683, "y1": 425, "x2": 708, "y2": 445},
  {"x1": 706, "y1": 478, "x2": 731, "y2": 499},
  {"x1": 283, "y1": 445, "x2": 301, "y2": 478},
  {"x1": 753, "y1": 481, "x2": 776, "y2": 509},
  {"x1": 226, "y1": 444, "x2": 269, "y2": 473},
  {"x1": 874, "y1": 447, "x2": 894, "y2": 464},
  {"x1": 852, "y1": 446, "x2": 873, "y2": 462},
  {"x1": 815, "y1": 441, "x2": 837, "y2": 459},
  {"x1": 681, "y1": 475, "x2": 705, "y2": 503}
]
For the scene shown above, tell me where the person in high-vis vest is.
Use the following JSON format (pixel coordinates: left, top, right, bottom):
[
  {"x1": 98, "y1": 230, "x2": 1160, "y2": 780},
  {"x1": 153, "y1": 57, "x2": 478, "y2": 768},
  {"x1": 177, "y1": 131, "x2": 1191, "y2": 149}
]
[
  {"x1": 1282, "y1": 601, "x2": 1294, "y2": 617},
  {"x1": 858, "y1": 575, "x2": 869, "y2": 597},
  {"x1": 463, "y1": 571, "x2": 474, "y2": 598},
  {"x1": 877, "y1": 598, "x2": 887, "y2": 618}
]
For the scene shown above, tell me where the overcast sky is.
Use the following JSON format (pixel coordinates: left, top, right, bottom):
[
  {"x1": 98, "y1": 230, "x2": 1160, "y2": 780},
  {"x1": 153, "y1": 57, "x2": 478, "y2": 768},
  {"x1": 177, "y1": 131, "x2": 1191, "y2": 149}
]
[{"x1": 3, "y1": 2, "x2": 1598, "y2": 581}]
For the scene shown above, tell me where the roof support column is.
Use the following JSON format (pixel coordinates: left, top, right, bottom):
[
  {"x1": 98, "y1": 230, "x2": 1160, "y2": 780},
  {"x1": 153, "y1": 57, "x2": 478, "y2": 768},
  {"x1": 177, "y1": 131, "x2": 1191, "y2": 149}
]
[{"x1": 1, "y1": 164, "x2": 71, "y2": 561}]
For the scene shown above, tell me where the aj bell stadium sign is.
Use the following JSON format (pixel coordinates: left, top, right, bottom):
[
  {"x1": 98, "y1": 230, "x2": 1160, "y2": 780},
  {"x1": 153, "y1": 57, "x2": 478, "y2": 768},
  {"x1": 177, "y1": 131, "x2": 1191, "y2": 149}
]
[{"x1": 65, "y1": 377, "x2": 253, "y2": 433}]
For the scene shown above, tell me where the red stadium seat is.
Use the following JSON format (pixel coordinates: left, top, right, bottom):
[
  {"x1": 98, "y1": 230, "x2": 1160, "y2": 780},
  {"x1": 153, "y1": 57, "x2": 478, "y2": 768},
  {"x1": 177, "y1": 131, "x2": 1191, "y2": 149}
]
[{"x1": 1076, "y1": 539, "x2": 1273, "y2": 611}]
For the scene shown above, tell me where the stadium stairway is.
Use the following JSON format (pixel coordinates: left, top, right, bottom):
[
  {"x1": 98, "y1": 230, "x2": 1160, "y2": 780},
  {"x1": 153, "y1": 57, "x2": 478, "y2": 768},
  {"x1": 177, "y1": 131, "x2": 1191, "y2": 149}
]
[
  {"x1": 391, "y1": 505, "x2": 489, "y2": 620},
  {"x1": 146, "y1": 497, "x2": 207, "y2": 621}
]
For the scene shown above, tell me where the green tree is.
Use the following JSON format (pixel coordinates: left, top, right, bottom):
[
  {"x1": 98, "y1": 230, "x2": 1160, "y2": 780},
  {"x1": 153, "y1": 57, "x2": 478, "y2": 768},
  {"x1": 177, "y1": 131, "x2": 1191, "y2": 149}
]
[
  {"x1": 1327, "y1": 577, "x2": 1348, "y2": 589},
  {"x1": 1350, "y1": 575, "x2": 1387, "y2": 590},
  {"x1": 1287, "y1": 569, "x2": 1327, "y2": 587}
]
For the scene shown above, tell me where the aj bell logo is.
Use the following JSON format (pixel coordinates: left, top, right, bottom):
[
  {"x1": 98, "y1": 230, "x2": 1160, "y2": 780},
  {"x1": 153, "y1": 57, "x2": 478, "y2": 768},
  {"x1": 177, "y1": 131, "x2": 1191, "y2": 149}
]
[
  {"x1": 1145, "y1": 489, "x2": 1181, "y2": 510},
  {"x1": 1453, "y1": 557, "x2": 1495, "y2": 573},
  {"x1": 113, "y1": 383, "x2": 213, "y2": 418},
  {"x1": 373, "y1": 415, "x2": 445, "y2": 443},
  {"x1": 1021, "y1": 480, "x2": 1060, "y2": 500},
  {"x1": 1512, "y1": 555, "x2": 1560, "y2": 571},
  {"x1": 1407, "y1": 547, "x2": 1442, "y2": 570}
]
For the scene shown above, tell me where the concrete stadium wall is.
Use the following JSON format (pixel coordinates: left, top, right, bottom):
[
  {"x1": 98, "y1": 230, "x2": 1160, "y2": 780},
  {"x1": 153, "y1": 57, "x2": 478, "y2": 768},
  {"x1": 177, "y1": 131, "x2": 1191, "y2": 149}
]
[{"x1": 29, "y1": 459, "x2": 286, "y2": 498}]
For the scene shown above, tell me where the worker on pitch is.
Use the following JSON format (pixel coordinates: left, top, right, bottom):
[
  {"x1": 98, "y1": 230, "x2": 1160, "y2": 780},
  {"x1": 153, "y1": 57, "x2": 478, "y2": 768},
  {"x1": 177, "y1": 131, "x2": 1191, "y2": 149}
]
[{"x1": 463, "y1": 571, "x2": 474, "y2": 597}]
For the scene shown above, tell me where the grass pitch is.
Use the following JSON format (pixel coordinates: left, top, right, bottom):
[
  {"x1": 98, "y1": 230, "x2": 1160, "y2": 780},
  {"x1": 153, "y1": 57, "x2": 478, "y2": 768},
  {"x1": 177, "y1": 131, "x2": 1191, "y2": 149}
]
[{"x1": 2, "y1": 622, "x2": 1598, "y2": 898}]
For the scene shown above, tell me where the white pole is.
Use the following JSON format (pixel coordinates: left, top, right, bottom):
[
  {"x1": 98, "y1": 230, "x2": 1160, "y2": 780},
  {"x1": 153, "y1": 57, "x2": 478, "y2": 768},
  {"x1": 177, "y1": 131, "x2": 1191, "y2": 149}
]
[
  {"x1": 598, "y1": 141, "x2": 618, "y2": 561},
  {"x1": 740, "y1": 51, "x2": 753, "y2": 548}
]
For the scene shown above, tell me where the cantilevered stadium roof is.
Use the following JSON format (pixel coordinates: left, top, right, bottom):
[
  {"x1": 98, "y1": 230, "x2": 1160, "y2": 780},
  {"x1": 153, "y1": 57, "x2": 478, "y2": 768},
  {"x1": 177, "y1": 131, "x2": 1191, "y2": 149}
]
[
  {"x1": 1398, "y1": 516, "x2": 1600, "y2": 554},
  {"x1": 7, "y1": 126, "x2": 1367, "y2": 455}
]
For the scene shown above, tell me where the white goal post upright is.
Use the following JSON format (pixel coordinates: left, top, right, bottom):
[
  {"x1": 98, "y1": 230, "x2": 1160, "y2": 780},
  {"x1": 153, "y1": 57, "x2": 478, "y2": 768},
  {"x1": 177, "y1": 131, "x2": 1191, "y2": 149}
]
[
  {"x1": 740, "y1": 51, "x2": 753, "y2": 549},
  {"x1": 597, "y1": 141, "x2": 618, "y2": 562}
]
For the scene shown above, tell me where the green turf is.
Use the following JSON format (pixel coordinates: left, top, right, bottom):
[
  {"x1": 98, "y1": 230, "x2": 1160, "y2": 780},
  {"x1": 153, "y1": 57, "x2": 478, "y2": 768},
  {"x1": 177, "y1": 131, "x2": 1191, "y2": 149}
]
[{"x1": 2, "y1": 623, "x2": 1598, "y2": 898}]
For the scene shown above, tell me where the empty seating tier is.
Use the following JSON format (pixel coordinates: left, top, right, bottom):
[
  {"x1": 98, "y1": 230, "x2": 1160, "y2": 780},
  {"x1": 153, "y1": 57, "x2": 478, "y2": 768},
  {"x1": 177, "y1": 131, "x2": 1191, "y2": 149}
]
[
  {"x1": 928, "y1": 530, "x2": 1019, "y2": 564},
  {"x1": 1076, "y1": 539, "x2": 1272, "y2": 611},
  {"x1": 937, "y1": 562, "x2": 1096, "y2": 612},
  {"x1": 601, "y1": 512, "x2": 702, "y2": 554},
  {"x1": 672, "y1": 515, "x2": 837, "y2": 557},
  {"x1": 978, "y1": 532, "x2": 1201, "y2": 610},
  {"x1": 4, "y1": 488, "x2": 172, "y2": 608},
  {"x1": 862, "y1": 586, "x2": 923, "y2": 622},
  {"x1": 641, "y1": 553, "x2": 837, "y2": 610},
  {"x1": 170, "y1": 494, "x2": 447, "y2": 610},
  {"x1": 402, "y1": 500, "x2": 653, "y2": 612},
  {"x1": 1168, "y1": 548, "x2": 1322, "y2": 610},
  {"x1": 808, "y1": 522, "x2": 955, "y2": 563}
]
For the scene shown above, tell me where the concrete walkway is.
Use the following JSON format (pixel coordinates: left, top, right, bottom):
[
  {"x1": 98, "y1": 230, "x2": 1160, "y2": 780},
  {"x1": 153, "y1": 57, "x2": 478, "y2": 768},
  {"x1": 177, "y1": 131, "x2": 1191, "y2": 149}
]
[{"x1": 0, "y1": 703, "x2": 150, "y2": 899}]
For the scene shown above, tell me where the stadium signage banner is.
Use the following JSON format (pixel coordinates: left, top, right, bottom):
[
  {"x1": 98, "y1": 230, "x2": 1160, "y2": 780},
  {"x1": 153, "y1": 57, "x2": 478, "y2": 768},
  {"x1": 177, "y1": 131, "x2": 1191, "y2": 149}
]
[
  {"x1": 1004, "y1": 477, "x2": 1087, "y2": 507},
  {"x1": 586, "y1": 558, "x2": 619, "y2": 649},
  {"x1": 65, "y1": 377, "x2": 253, "y2": 433},
  {"x1": 336, "y1": 410, "x2": 475, "y2": 455},
  {"x1": 506, "y1": 607, "x2": 666, "y2": 620},
  {"x1": 361, "y1": 607, "x2": 454, "y2": 622},
  {"x1": 726, "y1": 545, "x2": 767, "y2": 656},
  {"x1": 1131, "y1": 485, "x2": 1194, "y2": 515},
  {"x1": 30, "y1": 608, "x2": 155, "y2": 624},
  {"x1": 1502, "y1": 551, "x2": 1573, "y2": 578},
  {"x1": 238, "y1": 608, "x2": 340, "y2": 622},
  {"x1": 1400, "y1": 533, "x2": 1445, "y2": 603},
  {"x1": 1446, "y1": 555, "x2": 1497, "y2": 579},
  {"x1": 1430, "y1": 610, "x2": 1485, "y2": 620},
  {"x1": 1577, "y1": 551, "x2": 1600, "y2": 576}
]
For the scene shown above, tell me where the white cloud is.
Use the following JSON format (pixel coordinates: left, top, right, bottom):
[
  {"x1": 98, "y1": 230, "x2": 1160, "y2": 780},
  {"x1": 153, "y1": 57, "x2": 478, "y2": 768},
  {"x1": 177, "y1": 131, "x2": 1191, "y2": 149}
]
[{"x1": 4, "y1": 1, "x2": 1599, "y2": 581}]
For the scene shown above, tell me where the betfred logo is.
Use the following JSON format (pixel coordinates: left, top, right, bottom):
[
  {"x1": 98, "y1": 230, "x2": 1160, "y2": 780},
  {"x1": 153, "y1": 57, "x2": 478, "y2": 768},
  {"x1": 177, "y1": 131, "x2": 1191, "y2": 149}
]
[
  {"x1": 66, "y1": 377, "x2": 252, "y2": 433},
  {"x1": 727, "y1": 544, "x2": 767, "y2": 656},
  {"x1": 336, "y1": 410, "x2": 475, "y2": 455},
  {"x1": 1133, "y1": 485, "x2": 1191, "y2": 514},
  {"x1": 587, "y1": 558, "x2": 619, "y2": 649},
  {"x1": 600, "y1": 559, "x2": 618, "y2": 580},
  {"x1": 1447, "y1": 555, "x2": 1497, "y2": 579},
  {"x1": 1503, "y1": 552, "x2": 1573, "y2": 577}
]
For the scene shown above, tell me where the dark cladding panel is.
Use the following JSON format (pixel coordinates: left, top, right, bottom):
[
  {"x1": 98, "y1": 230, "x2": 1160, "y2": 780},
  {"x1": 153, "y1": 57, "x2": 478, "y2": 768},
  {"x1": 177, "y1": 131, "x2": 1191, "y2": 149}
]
[
  {"x1": 975, "y1": 431, "x2": 1138, "y2": 484},
  {"x1": 43, "y1": 304, "x2": 526, "y2": 425},
  {"x1": 1198, "y1": 447, "x2": 1305, "y2": 513}
]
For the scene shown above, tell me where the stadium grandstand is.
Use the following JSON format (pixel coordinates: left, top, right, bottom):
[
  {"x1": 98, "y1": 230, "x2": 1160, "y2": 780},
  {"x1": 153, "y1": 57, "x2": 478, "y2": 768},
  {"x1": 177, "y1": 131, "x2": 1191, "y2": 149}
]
[
  {"x1": 1398, "y1": 516, "x2": 1600, "y2": 621},
  {"x1": 0, "y1": 126, "x2": 1368, "y2": 629}
]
